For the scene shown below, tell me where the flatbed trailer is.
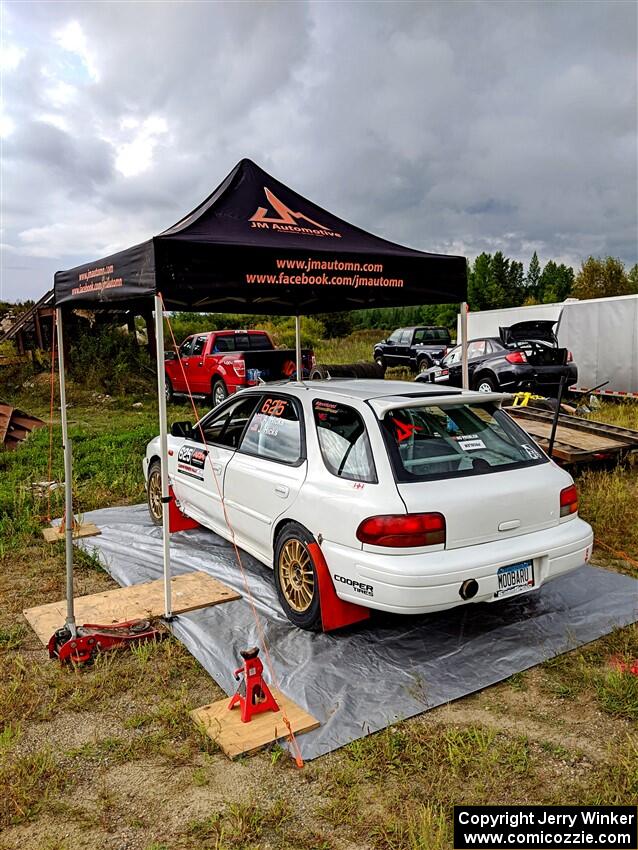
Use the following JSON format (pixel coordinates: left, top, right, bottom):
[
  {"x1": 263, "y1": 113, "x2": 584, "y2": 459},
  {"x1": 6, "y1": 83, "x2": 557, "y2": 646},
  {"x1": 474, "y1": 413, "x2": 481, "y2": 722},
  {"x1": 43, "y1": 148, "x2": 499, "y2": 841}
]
[{"x1": 505, "y1": 406, "x2": 638, "y2": 466}]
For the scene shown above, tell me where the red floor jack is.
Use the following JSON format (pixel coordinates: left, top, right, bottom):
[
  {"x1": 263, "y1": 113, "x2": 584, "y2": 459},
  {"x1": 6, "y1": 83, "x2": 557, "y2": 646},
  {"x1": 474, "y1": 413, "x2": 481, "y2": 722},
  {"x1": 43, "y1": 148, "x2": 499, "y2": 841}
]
[
  {"x1": 228, "y1": 647, "x2": 280, "y2": 722},
  {"x1": 48, "y1": 619, "x2": 164, "y2": 665}
]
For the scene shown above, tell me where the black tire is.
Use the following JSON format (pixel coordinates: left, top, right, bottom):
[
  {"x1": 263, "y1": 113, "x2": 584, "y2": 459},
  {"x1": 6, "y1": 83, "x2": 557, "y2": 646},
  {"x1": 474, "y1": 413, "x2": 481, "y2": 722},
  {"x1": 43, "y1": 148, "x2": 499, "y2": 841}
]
[
  {"x1": 211, "y1": 378, "x2": 228, "y2": 407},
  {"x1": 165, "y1": 375, "x2": 174, "y2": 404},
  {"x1": 374, "y1": 353, "x2": 385, "y2": 369},
  {"x1": 416, "y1": 356, "x2": 431, "y2": 373},
  {"x1": 274, "y1": 522, "x2": 322, "y2": 630},
  {"x1": 310, "y1": 365, "x2": 331, "y2": 380},
  {"x1": 147, "y1": 460, "x2": 163, "y2": 526},
  {"x1": 474, "y1": 374, "x2": 498, "y2": 393}
]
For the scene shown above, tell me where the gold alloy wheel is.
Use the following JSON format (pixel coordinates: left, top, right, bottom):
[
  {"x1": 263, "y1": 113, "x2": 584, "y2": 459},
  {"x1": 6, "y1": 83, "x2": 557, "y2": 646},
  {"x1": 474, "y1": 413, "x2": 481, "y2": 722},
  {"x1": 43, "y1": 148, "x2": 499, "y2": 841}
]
[
  {"x1": 148, "y1": 469, "x2": 163, "y2": 522},
  {"x1": 278, "y1": 538, "x2": 315, "y2": 613}
]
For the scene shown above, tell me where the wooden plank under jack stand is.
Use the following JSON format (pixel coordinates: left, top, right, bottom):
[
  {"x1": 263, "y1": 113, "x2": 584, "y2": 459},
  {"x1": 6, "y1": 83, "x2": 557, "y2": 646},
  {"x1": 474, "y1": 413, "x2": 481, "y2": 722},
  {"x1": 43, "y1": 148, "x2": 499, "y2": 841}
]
[
  {"x1": 42, "y1": 519, "x2": 101, "y2": 543},
  {"x1": 191, "y1": 690, "x2": 320, "y2": 759},
  {"x1": 24, "y1": 571, "x2": 241, "y2": 646}
]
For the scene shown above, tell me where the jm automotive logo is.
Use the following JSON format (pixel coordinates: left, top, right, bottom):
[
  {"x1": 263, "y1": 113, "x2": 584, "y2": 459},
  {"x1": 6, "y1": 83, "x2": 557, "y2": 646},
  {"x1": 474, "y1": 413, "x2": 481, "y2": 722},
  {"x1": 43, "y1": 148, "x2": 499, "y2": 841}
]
[{"x1": 249, "y1": 187, "x2": 341, "y2": 238}]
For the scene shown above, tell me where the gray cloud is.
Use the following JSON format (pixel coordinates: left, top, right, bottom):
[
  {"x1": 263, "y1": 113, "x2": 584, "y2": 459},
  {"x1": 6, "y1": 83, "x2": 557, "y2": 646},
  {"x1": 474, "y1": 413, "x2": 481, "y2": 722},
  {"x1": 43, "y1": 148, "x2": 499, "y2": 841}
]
[{"x1": 1, "y1": 0, "x2": 636, "y2": 302}]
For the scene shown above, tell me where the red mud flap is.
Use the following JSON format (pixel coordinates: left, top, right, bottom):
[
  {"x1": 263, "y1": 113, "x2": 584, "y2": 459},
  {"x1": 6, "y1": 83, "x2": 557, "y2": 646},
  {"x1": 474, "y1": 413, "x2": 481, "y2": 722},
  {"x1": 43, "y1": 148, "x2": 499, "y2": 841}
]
[
  {"x1": 308, "y1": 542, "x2": 370, "y2": 632},
  {"x1": 168, "y1": 485, "x2": 200, "y2": 532}
]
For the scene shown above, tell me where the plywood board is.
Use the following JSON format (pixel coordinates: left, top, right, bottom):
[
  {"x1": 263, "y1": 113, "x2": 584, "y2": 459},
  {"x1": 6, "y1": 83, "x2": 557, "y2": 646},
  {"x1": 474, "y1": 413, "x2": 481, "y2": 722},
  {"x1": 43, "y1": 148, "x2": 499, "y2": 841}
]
[
  {"x1": 42, "y1": 522, "x2": 101, "y2": 543},
  {"x1": 24, "y1": 571, "x2": 241, "y2": 645},
  {"x1": 191, "y1": 689, "x2": 320, "y2": 759}
]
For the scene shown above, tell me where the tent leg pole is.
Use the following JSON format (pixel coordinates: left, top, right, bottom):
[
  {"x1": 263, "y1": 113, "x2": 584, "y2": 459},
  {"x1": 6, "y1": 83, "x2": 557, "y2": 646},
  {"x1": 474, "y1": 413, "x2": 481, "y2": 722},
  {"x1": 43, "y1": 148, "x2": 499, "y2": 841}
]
[
  {"x1": 56, "y1": 308, "x2": 76, "y2": 637},
  {"x1": 460, "y1": 301, "x2": 469, "y2": 390},
  {"x1": 154, "y1": 295, "x2": 172, "y2": 619},
  {"x1": 295, "y1": 315, "x2": 304, "y2": 384}
]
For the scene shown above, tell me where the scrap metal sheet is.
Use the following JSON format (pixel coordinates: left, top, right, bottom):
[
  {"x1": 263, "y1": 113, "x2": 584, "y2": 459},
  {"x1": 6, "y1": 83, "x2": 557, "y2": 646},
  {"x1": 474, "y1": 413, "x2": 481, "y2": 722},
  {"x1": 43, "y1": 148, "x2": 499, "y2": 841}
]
[{"x1": 76, "y1": 504, "x2": 638, "y2": 760}]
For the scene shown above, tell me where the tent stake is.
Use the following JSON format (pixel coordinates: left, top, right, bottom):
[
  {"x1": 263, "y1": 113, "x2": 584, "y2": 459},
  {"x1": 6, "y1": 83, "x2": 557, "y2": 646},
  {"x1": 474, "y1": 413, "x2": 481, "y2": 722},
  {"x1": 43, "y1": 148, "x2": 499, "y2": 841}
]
[
  {"x1": 154, "y1": 295, "x2": 173, "y2": 619},
  {"x1": 56, "y1": 308, "x2": 76, "y2": 638},
  {"x1": 460, "y1": 301, "x2": 469, "y2": 390}
]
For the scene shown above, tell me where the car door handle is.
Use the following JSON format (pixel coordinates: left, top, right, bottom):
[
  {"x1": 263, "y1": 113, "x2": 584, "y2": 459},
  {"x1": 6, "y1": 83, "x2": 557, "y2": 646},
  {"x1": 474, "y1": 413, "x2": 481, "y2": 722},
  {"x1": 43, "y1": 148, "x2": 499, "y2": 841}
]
[
  {"x1": 211, "y1": 462, "x2": 222, "y2": 474},
  {"x1": 275, "y1": 484, "x2": 289, "y2": 498},
  {"x1": 197, "y1": 360, "x2": 203, "y2": 367}
]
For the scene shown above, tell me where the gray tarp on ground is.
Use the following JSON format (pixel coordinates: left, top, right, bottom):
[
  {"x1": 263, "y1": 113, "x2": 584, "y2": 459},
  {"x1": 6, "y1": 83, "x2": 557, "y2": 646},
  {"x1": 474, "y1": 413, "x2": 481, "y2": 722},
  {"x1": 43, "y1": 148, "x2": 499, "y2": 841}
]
[{"x1": 76, "y1": 504, "x2": 638, "y2": 760}]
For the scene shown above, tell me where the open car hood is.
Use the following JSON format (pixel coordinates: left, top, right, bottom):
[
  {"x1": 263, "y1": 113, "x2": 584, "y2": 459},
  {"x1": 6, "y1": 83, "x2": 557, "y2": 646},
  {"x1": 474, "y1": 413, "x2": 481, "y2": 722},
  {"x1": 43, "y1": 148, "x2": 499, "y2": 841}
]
[{"x1": 499, "y1": 320, "x2": 558, "y2": 347}]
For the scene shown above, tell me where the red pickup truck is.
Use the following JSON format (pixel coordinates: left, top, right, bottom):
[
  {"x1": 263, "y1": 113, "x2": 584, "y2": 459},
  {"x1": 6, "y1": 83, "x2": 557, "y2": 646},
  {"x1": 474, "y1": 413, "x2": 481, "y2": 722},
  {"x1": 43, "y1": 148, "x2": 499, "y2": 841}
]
[{"x1": 164, "y1": 329, "x2": 315, "y2": 406}]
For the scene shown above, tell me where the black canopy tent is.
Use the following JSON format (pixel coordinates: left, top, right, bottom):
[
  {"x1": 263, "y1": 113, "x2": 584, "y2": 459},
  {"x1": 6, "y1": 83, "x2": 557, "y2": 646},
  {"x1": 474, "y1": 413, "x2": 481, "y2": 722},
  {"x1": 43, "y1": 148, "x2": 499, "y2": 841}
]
[{"x1": 53, "y1": 158, "x2": 468, "y2": 634}]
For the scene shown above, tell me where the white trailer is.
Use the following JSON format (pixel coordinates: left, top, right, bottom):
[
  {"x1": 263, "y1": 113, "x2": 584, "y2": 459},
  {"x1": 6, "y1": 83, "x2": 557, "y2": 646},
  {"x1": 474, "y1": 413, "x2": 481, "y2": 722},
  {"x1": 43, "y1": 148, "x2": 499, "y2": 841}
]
[{"x1": 457, "y1": 295, "x2": 638, "y2": 397}]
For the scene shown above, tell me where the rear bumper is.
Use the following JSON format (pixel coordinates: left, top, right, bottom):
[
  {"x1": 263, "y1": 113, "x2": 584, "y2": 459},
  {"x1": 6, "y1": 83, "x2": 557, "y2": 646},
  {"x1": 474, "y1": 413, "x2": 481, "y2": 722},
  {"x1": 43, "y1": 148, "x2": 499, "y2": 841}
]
[
  {"x1": 500, "y1": 364, "x2": 578, "y2": 391},
  {"x1": 322, "y1": 517, "x2": 593, "y2": 614}
]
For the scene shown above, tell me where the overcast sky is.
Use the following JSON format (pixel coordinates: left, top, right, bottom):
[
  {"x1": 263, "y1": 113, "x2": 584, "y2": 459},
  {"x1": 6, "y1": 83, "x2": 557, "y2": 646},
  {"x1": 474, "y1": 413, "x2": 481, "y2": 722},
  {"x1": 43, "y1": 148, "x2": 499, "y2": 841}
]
[{"x1": 1, "y1": 0, "x2": 636, "y2": 302}]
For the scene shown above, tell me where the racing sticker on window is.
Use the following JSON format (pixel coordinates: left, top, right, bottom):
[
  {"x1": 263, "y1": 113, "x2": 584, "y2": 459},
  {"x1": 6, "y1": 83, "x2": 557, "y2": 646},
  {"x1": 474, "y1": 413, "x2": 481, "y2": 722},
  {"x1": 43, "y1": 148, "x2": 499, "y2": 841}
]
[
  {"x1": 177, "y1": 445, "x2": 208, "y2": 480},
  {"x1": 454, "y1": 434, "x2": 486, "y2": 451},
  {"x1": 391, "y1": 417, "x2": 422, "y2": 442}
]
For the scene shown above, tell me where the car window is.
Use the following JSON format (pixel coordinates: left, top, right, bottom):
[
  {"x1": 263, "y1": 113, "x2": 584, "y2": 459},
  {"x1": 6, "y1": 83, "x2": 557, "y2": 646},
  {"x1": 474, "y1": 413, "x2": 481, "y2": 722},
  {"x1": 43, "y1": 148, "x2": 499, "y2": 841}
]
[
  {"x1": 239, "y1": 396, "x2": 302, "y2": 464},
  {"x1": 399, "y1": 329, "x2": 413, "y2": 345},
  {"x1": 388, "y1": 329, "x2": 403, "y2": 343},
  {"x1": 191, "y1": 335, "x2": 208, "y2": 357},
  {"x1": 414, "y1": 328, "x2": 451, "y2": 344},
  {"x1": 381, "y1": 403, "x2": 546, "y2": 482},
  {"x1": 443, "y1": 346, "x2": 461, "y2": 365},
  {"x1": 213, "y1": 335, "x2": 235, "y2": 353},
  {"x1": 235, "y1": 334, "x2": 250, "y2": 350},
  {"x1": 249, "y1": 333, "x2": 272, "y2": 350},
  {"x1": 467, "y1": 340, "x2": 486, "y2": 359},
  {"x1": 196, "y1": 395, "x2": 261, "y2": 449},
  {"x1": 179, "y1": 337, "x2": 193, "y2": 358},
  {"x1": 313, "y1": 400, "x2": 377, "y2": 483}
]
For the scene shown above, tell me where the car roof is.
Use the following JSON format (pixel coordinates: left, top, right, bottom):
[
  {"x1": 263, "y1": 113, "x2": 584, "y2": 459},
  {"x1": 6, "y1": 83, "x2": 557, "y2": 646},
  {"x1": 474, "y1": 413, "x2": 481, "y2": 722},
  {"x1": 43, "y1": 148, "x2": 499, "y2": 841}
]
[{"x1": 240, "y1": 379, "x2": 465, "y2": 402}]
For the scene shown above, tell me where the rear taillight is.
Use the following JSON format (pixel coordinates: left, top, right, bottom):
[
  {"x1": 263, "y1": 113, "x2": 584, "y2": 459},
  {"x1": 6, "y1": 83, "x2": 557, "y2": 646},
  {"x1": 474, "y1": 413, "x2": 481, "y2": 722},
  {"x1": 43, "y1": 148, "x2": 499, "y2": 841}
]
[
  {"x1": 356, "y1": 513, "x2": 446, "y2": 547},
  {"x1": 232, "y1": 360, "x2": 246, "y2": 378},
  {"x1": 505, "y1": 351, "x2": 527, "y2": 364},
  {"x1": 567, "y1": 351, "x2": 573, "y2": 362},
  {"x1": 560, "y1": 484, "x2": 578, "y2": 517}
]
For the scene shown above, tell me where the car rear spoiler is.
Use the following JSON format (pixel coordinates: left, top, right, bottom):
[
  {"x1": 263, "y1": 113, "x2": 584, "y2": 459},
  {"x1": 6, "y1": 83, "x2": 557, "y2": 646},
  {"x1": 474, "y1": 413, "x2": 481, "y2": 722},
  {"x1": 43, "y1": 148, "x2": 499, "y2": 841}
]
[{"x1": 368, "y1": 392, "x2": 510, "y2": 418}]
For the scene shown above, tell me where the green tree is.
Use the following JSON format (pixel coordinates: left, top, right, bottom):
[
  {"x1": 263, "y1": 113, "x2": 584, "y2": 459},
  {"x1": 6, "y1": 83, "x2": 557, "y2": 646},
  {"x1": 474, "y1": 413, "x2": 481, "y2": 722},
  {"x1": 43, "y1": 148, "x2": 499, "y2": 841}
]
[
  {"x1": 526, "y1": 252, "x2": 541, "y2": 299},
  {"x1": 506, "y1": 259, "x2": 525, "y2": 306},
  {"x1": 627, "y1": 263, "x2": 638, "y2": 293},
  {"x1": 467, "y1": 252, "x2": 493, "y2": 311},
  {"x1": 538, "y1": 261, "x2": 574, "y2": 303},
  {"x1": 572, "y1": 257, "x2": 631, "y2": 300}
]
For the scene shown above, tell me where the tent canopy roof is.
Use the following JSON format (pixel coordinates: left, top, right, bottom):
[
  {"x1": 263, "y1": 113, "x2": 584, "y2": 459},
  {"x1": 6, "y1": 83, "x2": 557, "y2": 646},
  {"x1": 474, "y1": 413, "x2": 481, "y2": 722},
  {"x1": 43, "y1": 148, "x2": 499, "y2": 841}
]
[{"x1": 54, "y1": 158, "x2": 467, "y2": 314}]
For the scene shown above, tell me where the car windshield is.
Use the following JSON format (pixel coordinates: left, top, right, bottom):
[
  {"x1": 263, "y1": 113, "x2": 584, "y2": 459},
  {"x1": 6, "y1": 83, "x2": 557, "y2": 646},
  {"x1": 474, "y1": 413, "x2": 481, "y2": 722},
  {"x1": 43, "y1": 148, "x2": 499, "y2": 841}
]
[{"x1": 380, "y1": 402, "x2": 547, "y2": 482}]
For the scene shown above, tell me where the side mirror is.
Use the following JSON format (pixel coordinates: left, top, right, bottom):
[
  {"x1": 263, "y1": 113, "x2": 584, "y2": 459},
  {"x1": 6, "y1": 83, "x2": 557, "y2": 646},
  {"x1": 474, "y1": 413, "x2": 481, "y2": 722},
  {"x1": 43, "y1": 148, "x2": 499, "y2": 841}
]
[
  {"x1": 386, "y1": 339, "x2": 394, "y2": 346},
  {"x1": 171, "y1": 421, "x2": 193, "y2": 439},
  {"x1": 164, "y1": 351, "x2": 177, "y2": 361}
]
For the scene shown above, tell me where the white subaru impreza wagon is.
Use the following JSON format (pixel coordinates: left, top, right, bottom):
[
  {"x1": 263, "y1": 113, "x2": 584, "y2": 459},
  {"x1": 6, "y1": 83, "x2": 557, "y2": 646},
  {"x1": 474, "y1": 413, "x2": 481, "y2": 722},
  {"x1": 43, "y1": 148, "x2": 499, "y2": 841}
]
[{"x1": 144, "y1": 380, "x2": 593, "y2": 630}]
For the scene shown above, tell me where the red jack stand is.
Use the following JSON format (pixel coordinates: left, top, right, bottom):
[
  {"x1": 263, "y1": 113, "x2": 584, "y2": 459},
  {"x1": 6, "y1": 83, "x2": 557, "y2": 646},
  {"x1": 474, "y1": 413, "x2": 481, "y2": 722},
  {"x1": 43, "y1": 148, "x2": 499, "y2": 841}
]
[
  {"x1": 48, "y1": 619, "x2": 164, "y2": 665},
  {"x1": 228, "y1": 647, "x2": 280, "y2": 723}
]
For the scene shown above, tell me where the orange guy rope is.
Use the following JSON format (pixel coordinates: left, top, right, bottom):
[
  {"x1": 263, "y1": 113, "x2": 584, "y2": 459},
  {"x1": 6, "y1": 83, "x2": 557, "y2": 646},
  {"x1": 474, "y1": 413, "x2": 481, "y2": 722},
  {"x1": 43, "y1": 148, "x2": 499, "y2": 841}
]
[{"x1": 159, "y1": 294, "x2": 305, "y2": 767}]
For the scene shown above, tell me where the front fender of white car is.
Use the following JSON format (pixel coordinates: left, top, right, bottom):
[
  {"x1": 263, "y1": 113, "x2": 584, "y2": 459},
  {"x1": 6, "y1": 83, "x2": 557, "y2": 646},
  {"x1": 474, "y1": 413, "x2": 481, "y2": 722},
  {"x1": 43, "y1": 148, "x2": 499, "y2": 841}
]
[{"x1": 143, "y1": 436, "x2": 162, "y2": 486}]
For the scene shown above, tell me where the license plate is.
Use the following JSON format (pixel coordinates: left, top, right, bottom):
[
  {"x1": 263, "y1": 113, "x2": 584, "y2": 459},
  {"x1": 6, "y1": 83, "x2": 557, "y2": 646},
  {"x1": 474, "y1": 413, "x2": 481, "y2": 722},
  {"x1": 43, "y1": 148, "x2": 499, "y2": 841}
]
[{"x1": 495, "y1": 560, "x2": 534, "y2": 598}]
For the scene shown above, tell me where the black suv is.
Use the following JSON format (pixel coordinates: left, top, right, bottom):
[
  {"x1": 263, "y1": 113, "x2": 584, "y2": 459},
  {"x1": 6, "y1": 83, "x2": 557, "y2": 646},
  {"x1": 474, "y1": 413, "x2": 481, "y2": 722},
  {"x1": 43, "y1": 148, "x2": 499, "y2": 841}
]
[
  {"x1": 374, "y1": 326, "x2": 451, "y2": 372},
  {"x1": 417, "y1": 321, "x2": 577, "y2": 395}
]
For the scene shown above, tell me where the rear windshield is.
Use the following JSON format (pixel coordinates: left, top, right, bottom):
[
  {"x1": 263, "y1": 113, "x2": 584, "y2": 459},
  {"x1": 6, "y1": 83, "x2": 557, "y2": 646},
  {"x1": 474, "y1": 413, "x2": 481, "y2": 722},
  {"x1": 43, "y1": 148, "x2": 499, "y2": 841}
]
[
  {"x1": 249, "y1": 333, "x2": 273, "y2": 350},
  {"x1": 380, "y1": 403, "x2": 547, "y2": 482},
  {"x1": 413, "y1": 328, "x2": 451, "y2": 344}
]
